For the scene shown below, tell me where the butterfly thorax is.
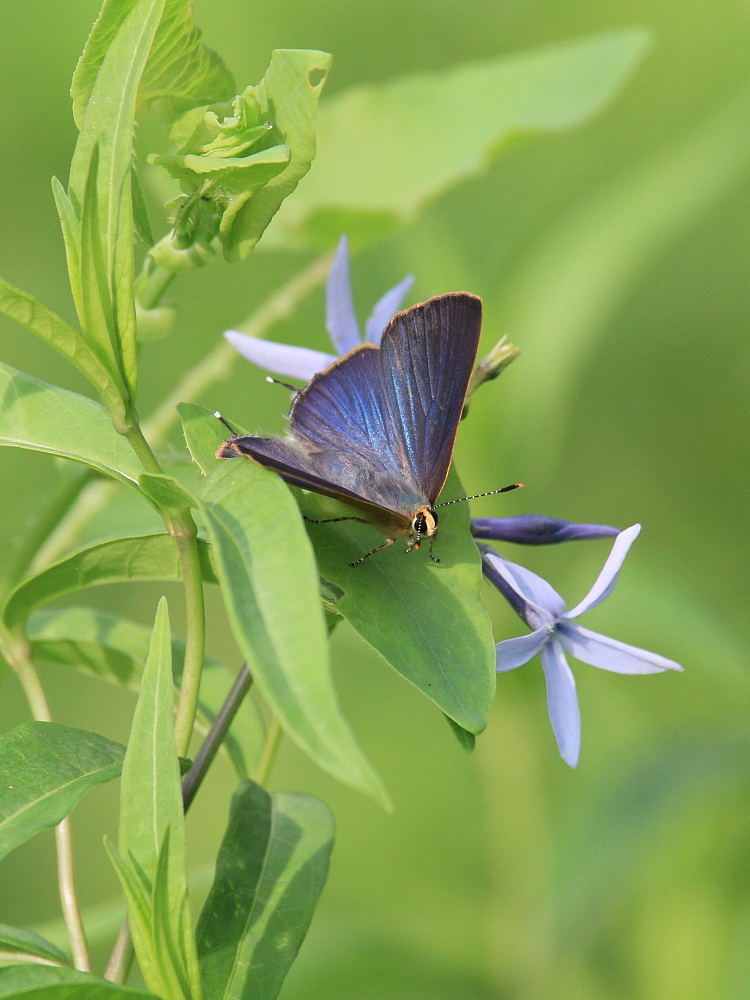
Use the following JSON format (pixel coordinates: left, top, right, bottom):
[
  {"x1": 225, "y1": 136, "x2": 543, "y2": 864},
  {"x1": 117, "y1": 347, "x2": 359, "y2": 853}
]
[{"x1": 409, "y1": 506, "x2": 438, "y2": 550}]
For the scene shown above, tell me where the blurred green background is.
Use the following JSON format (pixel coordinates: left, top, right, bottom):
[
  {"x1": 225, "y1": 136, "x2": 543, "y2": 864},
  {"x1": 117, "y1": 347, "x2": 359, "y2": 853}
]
[{"x1": 2, "y1": 1, "x2": 750, "y2": 998}]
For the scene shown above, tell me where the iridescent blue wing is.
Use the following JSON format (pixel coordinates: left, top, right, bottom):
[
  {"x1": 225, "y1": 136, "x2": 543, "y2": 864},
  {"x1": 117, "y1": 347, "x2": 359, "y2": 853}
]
[
  {"x1": 379, "y1": 292, "x2": 482, "y2": 503},
  {"x1": 220, "y1": 293, "x2": 482, "y2": 519},
  {"x1": 290, "y1": 293, "x2": 482, "y2": 507}
]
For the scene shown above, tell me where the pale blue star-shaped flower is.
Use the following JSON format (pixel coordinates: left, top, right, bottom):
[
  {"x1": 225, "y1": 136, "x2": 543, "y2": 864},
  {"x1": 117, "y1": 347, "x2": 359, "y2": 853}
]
[
  {"x1": 224, "y1": 234, "x2": 414, "y2": 382},
  {"x1": 479, "y1": 524, "x2": 682, "y2": 767}
]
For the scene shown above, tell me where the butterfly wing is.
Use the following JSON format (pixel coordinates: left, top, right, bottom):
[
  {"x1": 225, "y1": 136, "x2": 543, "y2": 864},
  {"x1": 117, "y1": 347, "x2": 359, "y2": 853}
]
[
  {"x1": 219, "y1": 433, "x2": 411, "y2": 531},
  {"x1": 290, "y1": 292, "x2": 482, "y2": 507}
]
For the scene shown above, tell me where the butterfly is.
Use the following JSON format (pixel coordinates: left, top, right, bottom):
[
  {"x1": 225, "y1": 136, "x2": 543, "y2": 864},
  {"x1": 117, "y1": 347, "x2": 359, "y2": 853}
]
[{"x1": 216, "y1": 292, "x2": 519, "y2": 566}]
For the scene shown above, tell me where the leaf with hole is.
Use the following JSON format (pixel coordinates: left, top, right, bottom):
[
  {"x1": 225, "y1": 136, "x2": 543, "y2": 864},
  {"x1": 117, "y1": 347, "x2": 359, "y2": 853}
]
[
  {"x1": 0, "y1": 722, "x2": 125, "y2": 862},
  {"x1": 197, "y1": 778, "x2": 334, "y2": 1000}
]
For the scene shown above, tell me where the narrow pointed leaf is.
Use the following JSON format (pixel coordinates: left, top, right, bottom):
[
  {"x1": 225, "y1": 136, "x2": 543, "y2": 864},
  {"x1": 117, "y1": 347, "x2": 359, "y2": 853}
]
[
  {"x1": 195, "y1": 459, "x2": 388, "y2": 808},
  {"x1": 70, "y1": 0, "x2": 168, "y2": 395},
  {"x1": 27, "y1": 607, "x2": 264, "y2": 777},
  {"x1": 3, "y1": 533, "x2": 216, "y2": 637},
  {"x1": 0, "y1": 965, "x2": 157, "y2": 998},
  {"x1": 0, "y1": 362, "x2": 144, "y2": 490},
  {"x1": 197, "y1": 779, "x2": 334, "y2": 1000},
  {"x1": 115, "y1": 599, "x2": 201, "y2": 1000},
  {"x1": 0, "y1": 723, "x2": 125, "y2": 861},
  {"x1": 0, "y1": 278, "x2": 124, "y2": 419},
  {"x1": 266, "y1": 30, "x2": 650, "y2": 249},
  {"x1": 296, "y1": 467, "x2": 496, "y2": 733},
  {"x1": 0, "y1": 925, "x2": 68, "y2": 967}
]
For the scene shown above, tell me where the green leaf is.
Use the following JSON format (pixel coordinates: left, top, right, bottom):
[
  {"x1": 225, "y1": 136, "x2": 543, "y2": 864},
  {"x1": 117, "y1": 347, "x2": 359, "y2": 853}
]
[
  {"x1": 264, "y1": 29, "x2": 650, "y2": 249},
  {"x1": 227, "y1": 49, "x2": 331, "y2": 260},
  {"x1": 196, "y1": 779, "x2": 334, "y2": 1000},
  {"x1": 72, "y1": 0, "x2": 235, "y2": 128},
  {"x1": 110, "y1": 599, "x2": 201, "y2": 1000},
  {"x1": 445, "y1": 715, "x2": 476, "y2": 753},
  {"x1": 138, "y1": 473, "x2": 195, "y2": 516},
  {"x1": 0, "y1": 722, "x2": 125, "y2": 862},
  {"x1": 0, "y1": 361, "x2": 144, "y2": 490},
  {"x1": 69, "y1": 0, "x2": 169, "y2": 397},
  {"x1": 2, "y1": 533, "x2": 216, "y2": 638},
  {"x1": 0, "y1": 278, "x2": 125, "y2": 421},
  {"x1": 195, "y1": 459, "x2": 388, "y2": 808},
  {"x1": 296, "y1": 466, "x2": 495, "y2": 734},
  {"x1": 178, "y1": 403, "x2": 225, "y2": 475},
  {"x1": 27, "y1": 607, "x2": 264, "y2": 777},
  {"x1": 0, "y1": 924, "x2": 68, "y2": 966},
  {"x1": 131, "y1": 166, "x2": 154, "y2": 245},
  {"x1": 0, "y1": 964, "x2": 157, "y2": 998}
]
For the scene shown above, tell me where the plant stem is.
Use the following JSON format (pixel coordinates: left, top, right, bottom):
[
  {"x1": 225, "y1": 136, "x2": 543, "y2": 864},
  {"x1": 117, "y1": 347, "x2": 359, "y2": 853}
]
[
  {"x1": 182, "y1": 664, "x2": 253, "y2": 810},
  {"x1": 172, "y1": 525, "x2": 206, "y2": 758},
  {"x1": 254, "y1": 717, "x2": 283, "y2": 786},
  {"x1": 135, "y1": 262, "x2": 176, "y2": 311},
  {"x1": 8, "y1": 644, "x2": 91, "y2": 972},
  {"x1": 105, "y1": 664, "x2": 254, "y2": 982},
  {"x1": 104, "y1": 920, "x2": 134, "y2": 984}
]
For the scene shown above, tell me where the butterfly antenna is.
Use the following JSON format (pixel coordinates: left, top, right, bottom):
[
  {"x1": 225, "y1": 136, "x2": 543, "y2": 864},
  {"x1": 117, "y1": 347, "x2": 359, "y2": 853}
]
[
  {"x1": 214, "y1": 412, "x2": 238, "y2": 438},
  {"x1": 434, "y1": 483, "x2": 523, "y2": 507},
  {"x1": 266, "y1": 376, "x2": 303, "y2": 393}
]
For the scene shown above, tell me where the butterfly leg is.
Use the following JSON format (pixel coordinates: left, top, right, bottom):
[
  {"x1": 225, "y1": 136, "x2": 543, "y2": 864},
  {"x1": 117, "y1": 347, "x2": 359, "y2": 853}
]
[
  {"x1": 349, "y1": 537, "x2": 395, "y2": 568},
  {"x1": 303, "y1": 515, "x2": 368, "y2": 524},
  {"x1": 428, "y1": 537, "x2": 441, "y2": 564}
]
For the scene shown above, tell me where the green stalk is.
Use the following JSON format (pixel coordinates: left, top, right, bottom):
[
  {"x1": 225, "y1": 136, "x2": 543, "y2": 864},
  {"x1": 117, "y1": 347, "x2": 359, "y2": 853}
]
[
  {"x1": 7, "y1": 642, "x2": 91, "y2": 972},
  {"x1": 122, "y1": 421, "x2": 206, "y2": 754},
  {"x1": 172, "y1": 524, "x2": 206, "y2": 757}
]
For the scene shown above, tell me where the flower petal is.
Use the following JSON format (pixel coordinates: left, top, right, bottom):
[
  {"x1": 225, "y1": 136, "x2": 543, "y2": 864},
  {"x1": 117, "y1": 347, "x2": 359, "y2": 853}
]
[
  {"x1": 566, "y1": 524, "x2": 641, "y2": 619},
  {"x1": 541, "y1": 640, "x2": 580, "y2": 767},
  {"x1": 326, "y1": 234, "x2": 361, "y2": 355},
  {"x1": 558, "y1": 621, "x2": 683, "y2": 674},
  {"x1": 364, "y1": 274, "x2": 415, "y2": 345},
  {"x1": 471, "y1": 515, "x2": 619, "y2": 545},
  {"x1": 480, "y1": 546, "x2": 565, "y2": 626},
  {"x1": 495, "y1": 627, "x2": 550, "y2": 672},
  {"x1": 224, "y1": 331, "x2": 336, "y2": 382}
]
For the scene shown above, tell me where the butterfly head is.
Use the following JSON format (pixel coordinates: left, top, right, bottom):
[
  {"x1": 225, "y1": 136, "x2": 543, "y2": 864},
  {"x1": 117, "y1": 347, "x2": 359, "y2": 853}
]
[{"x1": 410, "y1": 506, "x2": 438, "y2": 550}]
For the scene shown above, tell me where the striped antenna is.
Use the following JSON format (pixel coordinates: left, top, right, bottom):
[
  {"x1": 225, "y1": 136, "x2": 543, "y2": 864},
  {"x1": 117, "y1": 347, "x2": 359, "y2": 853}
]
[
  {"x1": 434, "y1": 483, "x2": 522, "y2": 508},
  {"x1": 214, "y1": 412, "x2": 238, "y2": 437}
]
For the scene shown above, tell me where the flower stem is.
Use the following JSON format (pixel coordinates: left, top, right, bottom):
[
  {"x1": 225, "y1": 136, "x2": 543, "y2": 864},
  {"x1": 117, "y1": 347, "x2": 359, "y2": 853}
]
[{"x1": 8, "y1": 644, "x2": 91, "y2": 972}]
